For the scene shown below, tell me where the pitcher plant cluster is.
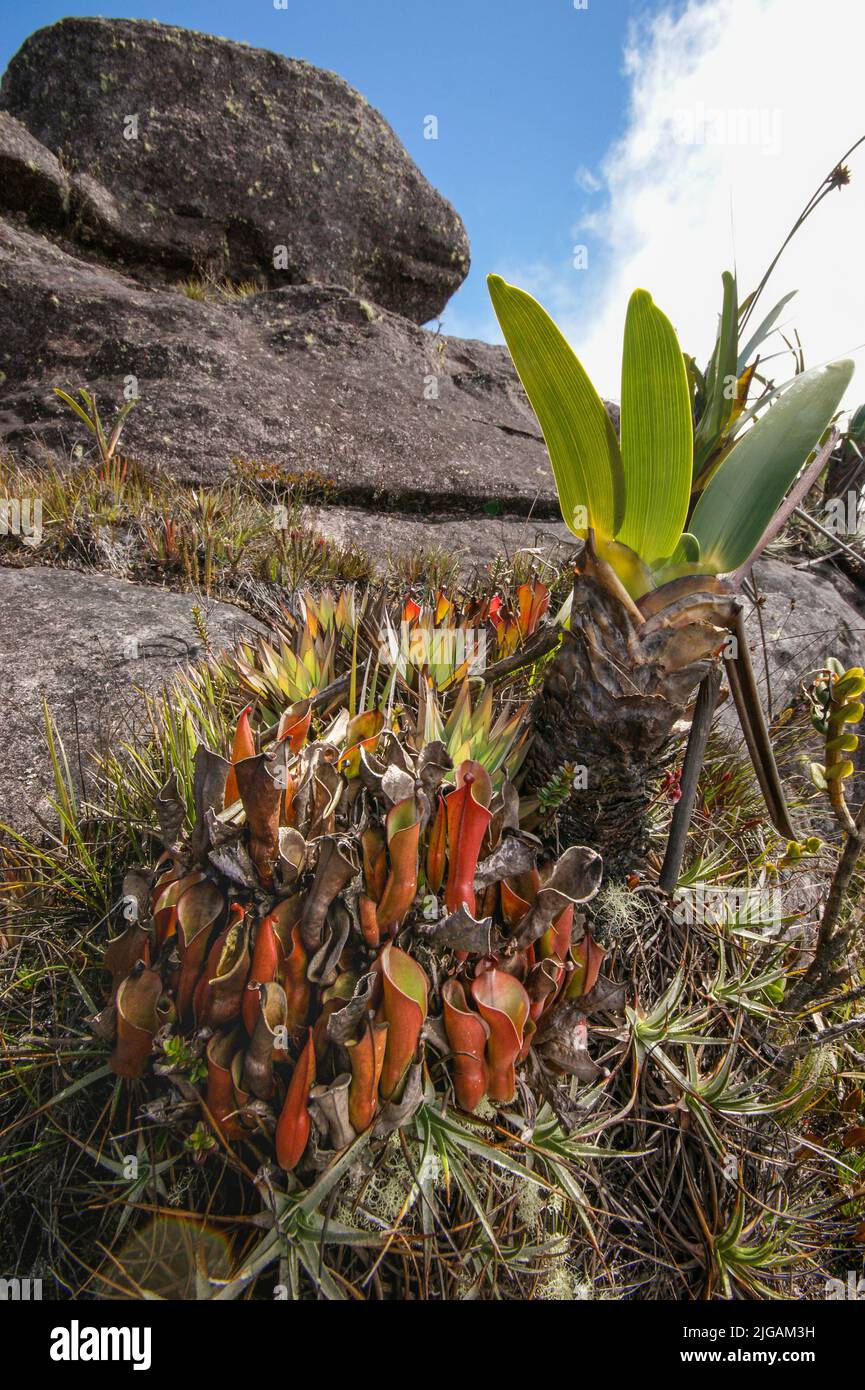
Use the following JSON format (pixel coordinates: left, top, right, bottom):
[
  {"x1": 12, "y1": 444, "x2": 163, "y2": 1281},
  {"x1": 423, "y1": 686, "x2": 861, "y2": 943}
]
[{"x1": 95, "y1": 583, "x2": 619, "y2": 1175}]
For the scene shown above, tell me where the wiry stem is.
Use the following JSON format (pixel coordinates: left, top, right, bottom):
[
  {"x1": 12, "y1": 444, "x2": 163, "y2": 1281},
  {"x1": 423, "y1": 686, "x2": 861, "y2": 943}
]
[
  {"x1": 784, "y1": 1014, "x2": 865, "y2": 1057},
  {"x1": 739, "y1": 137, "x2": 865, "y2": 335}
]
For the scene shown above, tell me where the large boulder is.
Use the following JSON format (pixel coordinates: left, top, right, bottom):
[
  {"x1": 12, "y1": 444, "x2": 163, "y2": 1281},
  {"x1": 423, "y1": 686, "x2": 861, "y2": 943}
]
[
  {"x1": 717, "y1": 557, "x2": 865, "y2": 819},
  {"x1": 0, "y1": 17, "x2": 469, "y2": 324},
  {"x1": 0, "y1": 111, "x2": 71, "y2": 226},
  {"x1": 0, "y1": 18, "x2": 577, "y2": 540},
  {"x1": 0, "y1": 217, "x2": 560, "y2": 515},
  {"x1": 302, "y1": 503, "x2": 572, "y2": 573}
]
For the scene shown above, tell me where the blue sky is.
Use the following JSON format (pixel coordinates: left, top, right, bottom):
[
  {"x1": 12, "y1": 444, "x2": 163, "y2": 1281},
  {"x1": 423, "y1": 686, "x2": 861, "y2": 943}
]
[{"x1": 0, "y1": 0, "x2": 651, "y2": 340}]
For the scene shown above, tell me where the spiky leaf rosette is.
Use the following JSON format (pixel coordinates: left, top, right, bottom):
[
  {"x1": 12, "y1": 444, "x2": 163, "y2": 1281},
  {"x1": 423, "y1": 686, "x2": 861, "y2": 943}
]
[{"x1": 523, "y1": 536, "x2": 740, "y2": 878}]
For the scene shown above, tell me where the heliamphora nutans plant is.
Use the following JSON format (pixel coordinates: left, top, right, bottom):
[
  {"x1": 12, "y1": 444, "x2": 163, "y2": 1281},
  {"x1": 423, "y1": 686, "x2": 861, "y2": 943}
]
[{"x1": 97, "y1": 639, "x2": 611, "y2": 1186}]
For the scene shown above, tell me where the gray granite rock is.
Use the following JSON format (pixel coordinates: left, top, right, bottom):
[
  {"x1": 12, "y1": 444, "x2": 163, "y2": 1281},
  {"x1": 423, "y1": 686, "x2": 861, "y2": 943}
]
[
  {"x1": 0, "y1": 220, "x2": 560, "y2": 512},
  {"x1": 737, "y1": 558, "x2": 865, "y2": 718},
  {"x1": 302, "y1": 503, "x2": 573, "y2": 575},
  {"x1": 0, "y1": 17, "x2": 469, "y2": 324},
  {"x1": 0, "y1": 566, "x2": 259, "y2": 834}
]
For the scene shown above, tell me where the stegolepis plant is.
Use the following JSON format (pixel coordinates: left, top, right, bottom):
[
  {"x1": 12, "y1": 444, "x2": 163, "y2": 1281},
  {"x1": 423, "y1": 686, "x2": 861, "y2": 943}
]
[
  {"x1": 488, "y1": 273, "x2": 854, "y2": 872},
  {"x1": 487, "y1": 274, "x2": 853, "y2": 591}
]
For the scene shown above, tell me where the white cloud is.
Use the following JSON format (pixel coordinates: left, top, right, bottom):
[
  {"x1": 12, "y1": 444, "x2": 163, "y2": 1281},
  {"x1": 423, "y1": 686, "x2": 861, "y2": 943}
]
[
  {"x1": 575, "y1": 164, "x2": 603, "y2": 194},
  {"x1": 570, "y1": 0, "x2": 865, "y2": 408}
]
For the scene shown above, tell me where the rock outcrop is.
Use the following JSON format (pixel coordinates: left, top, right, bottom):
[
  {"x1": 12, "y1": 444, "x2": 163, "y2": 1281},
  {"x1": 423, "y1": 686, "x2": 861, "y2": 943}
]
[
  {"x1": 0, "y1": 18, "x2": 570, "y2": 529},
  {"x1": 0, "y1": 216, "x2": 558, "y2": 511},
  {"x1": 739, "y1": 559, "x2": 865, "y2": 715},
  {"x1": 0, "y1": 17, "x2": 468, "y2": 324}
]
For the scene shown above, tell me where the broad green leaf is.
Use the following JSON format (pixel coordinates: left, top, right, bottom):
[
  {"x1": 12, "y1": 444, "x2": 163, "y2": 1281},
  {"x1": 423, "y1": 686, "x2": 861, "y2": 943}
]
[
  {"x1": 487, "y1": 274, "x2": 624, "y2": 538},
  {"x1": 690, "y1": 358, "x2": 855, "y2": 573},
  {"x1": 617, "y1": 290, "x2": 693, "y2": 560},
  {"x1": 673, "y1": 532, "x2": 701, "y2": 564},
  {"x1": 649, "y1": 532, "x2": 701, "y2": 572},
  {"x1": 648, "y1": 558, "x2": 715, "y2": 589}
]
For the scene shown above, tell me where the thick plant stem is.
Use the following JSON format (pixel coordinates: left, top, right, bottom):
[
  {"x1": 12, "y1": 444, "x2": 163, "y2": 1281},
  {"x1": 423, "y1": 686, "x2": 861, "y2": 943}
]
[
  {"x1": 659, "y1": 664, "x2": 722, "y2": 895},
  {"x1": 725, "y1": 610, "x2": 798, "y2": 841},
  {"x1": 787, "y1": 797, "x2": 865, "y2": 1009}
]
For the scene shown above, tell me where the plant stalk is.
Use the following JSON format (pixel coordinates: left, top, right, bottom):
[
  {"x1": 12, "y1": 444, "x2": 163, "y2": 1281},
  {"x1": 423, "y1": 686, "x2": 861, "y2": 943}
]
[
  {"x1": 724, "y1": 610, "x2": 797, "y2": 840},
  {"x1": 659, "y1": 663, "x2": 723, "y2": 894}
]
